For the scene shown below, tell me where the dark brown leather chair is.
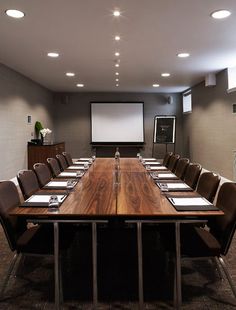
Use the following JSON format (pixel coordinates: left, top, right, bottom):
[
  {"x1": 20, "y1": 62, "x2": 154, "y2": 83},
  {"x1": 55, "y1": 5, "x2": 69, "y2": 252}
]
[
  {"x1": 179, "y1": 182, "x2": 236, "y2": 298},
  {"x1": 184, "y1": 163, "x2": 202, "y2": 189},
  {"x1": 167, "y1": 154, "x2": 180, "y2": 172},
  {"x1": 17, "y1": 170, "x2": 40, "y2": 199},
  {"x1": 47, "y1": 158, "x2": 61, "y2": 177},
  {"x1": 0, "y1": 181, "x2": 74, "y2": 298},
  {"x1": 174, "y1": 158, "x2": 189, "y2": 180},
  {"x1": 163, "y1": 152, "x2": 173, "y2": 167},
  {"x1": 196, "y1": 172, "x2": 220, "y2": 203},
  {"x1": 62, "y1": 152, "x2": 73, "y2": 166},
  {"x1": 33, "y1": 163, "x2": 52, "y2": 187},
  {"x1": 56, "y1": 154, "x2": 68, "y2": 170}
]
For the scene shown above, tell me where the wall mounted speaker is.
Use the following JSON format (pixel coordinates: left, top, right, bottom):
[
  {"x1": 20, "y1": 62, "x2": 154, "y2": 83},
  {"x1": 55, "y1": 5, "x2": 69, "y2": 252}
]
[
  {"x1": 205, "y1": 73, "x2": 216, "y2": 87},
  {"x1": 166, "y1": 95, "x2": 173, "y2": 104}
]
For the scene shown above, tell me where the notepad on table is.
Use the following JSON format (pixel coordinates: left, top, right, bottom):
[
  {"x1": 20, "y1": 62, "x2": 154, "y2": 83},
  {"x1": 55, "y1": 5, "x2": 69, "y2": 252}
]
[
  {"x1": 73, "y1": 161, "x2": 89, "y2": 165},
  {"x1": 150, "y1": 166, "x2": 167, "y2": 170},
  {"x1": 142, "y1": 158, "x2": 157, "y2": 161},
  {"x1": 156, "y1": 182, "x2": 192, "y2": 191},
  {"x1": 44, "y1": 181, "x2": 77, "y2": 189},
  {"x1": 145, "y1": 161, "x2": 161, "y2": 165},
  {"x1": 155, "y1": 173, "x2": 177, "y2": 179},
  {"x1": 67, "y1": 165, "x2": 85, "y2": 169},
  {"x1": 21, "y1": 194, "x2": 67, "y2": 207},
  {"x1": 167, "y1": 196, "x2": 219, "y2": 211},
  {"x1": 59, "y1": 172, "x2": 79, "y2": 177}
]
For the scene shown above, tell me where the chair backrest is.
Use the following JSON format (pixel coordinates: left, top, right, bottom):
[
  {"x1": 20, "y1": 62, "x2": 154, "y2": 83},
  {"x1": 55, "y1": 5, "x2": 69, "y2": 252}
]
[
  {"x1": 47, "y1": 158, "x2": 61, "y2": 177},
  {"x1": 196, "y1": 172, "x2": 220, "y2": 203},
  {"x1": 17, "y1": 170, "x2": 40, "y2": 199},
  {"x1": 33, "y1": 163, "x2": 52, "y2": 187},
  {"x1": 167, "y1": 154, "x2": 180, "y2": 172},
  {"x1": 62, "y1": 152, "x2": 73, "y2": 166},
  {"x1": 163, "y1": 152, "x2": 173, "y2": 167},
  {"x1": 209, "y1": 182, "x2": 236, "y2": 255},
  {"x1": 184, "y1": 163, "x2": 202, "y2": 189},
  {"x1": 174, "y1": 158, "x2": 190, "y2": 179},
  {"x1": 0, "y1": 181, "x2": 27, "y2": 251},
  {"x1": 56, "y1": 154, "x2": 68, "y2": 170}
]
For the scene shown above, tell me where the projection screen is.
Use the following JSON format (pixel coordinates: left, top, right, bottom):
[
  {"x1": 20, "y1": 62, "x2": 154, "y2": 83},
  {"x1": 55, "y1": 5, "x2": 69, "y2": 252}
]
[{"x1": 91, "y1": 102, "x2": 144, "y2": 143}]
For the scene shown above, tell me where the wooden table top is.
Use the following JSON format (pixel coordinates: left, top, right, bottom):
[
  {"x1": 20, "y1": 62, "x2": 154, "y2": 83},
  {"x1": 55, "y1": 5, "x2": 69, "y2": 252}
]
[{"x1": 10, "y1": 158, "x2": 223, "y2": 219}]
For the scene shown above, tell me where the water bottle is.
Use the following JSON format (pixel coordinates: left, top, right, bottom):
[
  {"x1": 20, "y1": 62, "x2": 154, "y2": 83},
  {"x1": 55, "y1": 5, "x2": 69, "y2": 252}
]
[{"x1": 115, "y1": 147, "x2": 120, "y2": 169}]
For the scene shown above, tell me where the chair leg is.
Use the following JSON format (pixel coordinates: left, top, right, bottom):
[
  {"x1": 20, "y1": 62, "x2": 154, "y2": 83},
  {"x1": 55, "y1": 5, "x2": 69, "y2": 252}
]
[
  {"x1": 212, "y1": 257, "x2": 224, "y2": 280},
  {"x1": 0, "y1": 252, "x2": 19, "y2": 298},
  {"x1": 217, "y1": 256, "x2": 236, "y2": 298}
]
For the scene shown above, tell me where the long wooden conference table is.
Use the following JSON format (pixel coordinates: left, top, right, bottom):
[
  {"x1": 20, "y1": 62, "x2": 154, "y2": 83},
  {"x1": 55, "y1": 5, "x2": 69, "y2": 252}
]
[{"x1": 10, "y1": 158, "x2": 223, "y2": 309}]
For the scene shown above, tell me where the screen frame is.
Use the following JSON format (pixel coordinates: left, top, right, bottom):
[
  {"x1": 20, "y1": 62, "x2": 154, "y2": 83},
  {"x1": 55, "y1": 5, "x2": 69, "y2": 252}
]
[{"x1": 90, "y1": 102, "x2": 145, "y2": 145}]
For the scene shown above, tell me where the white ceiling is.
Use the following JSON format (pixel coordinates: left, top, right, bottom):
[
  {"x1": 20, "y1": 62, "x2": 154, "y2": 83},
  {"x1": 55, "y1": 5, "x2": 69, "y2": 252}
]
[{"x1": 1, "y1": 0, "x2": 236, "y2": 93}]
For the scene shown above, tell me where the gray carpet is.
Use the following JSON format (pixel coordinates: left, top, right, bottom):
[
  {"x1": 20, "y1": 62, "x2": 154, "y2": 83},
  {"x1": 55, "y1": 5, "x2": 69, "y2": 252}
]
[{"x1": 0, "y1": 223, "x2": 236, "y2": 310}]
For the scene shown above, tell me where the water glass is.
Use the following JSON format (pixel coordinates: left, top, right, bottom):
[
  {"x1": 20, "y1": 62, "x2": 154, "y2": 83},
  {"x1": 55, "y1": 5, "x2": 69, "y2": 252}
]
[
  {"x1": 76, "y1": 170, "x2": 83, "y2": 178},
  {"x1": 84, "y1": 163, "x2": 89, "y2": 169},
  {"x1": 67, "y1": 180, "x2": 74, "y2": 190},
  {"x1": 146, "y1": 165, "x2": 151, "y2": 171},
  {"x1": 160, "y1": 183, "x2": 168, "y2": 192},
  {"x1": 92, "y1": 155, "x2": 96, "y2": 161},
  {"x1": 89, "y1": 158, "x2": 93, "y2": 164},
  {"x1": 48, "y1": 195, "x2": 59, "y2": 211}
]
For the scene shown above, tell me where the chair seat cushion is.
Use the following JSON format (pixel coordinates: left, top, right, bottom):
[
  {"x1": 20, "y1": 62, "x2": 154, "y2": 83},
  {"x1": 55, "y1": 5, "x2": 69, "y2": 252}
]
[
  {"x1": 17, "y1": 224, "x2": 75, "y2": 254},
  {"x1": 181, "y1": 226, "x2": 221, "y2": 257}
]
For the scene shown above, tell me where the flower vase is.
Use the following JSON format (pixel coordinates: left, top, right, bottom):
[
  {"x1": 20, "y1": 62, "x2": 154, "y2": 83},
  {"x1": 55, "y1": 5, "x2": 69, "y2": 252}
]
[{"x1": 40, "y1": 134, "x2": 44, "y2": 145}]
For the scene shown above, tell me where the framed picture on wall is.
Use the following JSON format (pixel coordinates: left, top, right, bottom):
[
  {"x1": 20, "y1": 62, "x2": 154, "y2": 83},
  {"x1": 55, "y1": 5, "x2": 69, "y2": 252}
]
[{"x1": 153, "y1": 115, "x2": 176, "y2": 144}]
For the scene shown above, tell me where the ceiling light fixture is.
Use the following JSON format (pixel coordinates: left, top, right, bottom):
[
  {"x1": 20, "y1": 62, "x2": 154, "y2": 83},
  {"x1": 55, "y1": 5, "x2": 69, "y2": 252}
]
[
  {"x1": 47, "y1": 52, "x2": 59, "y2": 58},
  {"x1": 115, "y1": 63, "x2": 119, "y2": 67},
  {"x1": 177, "y1": 52, "x2": 190, "y2": 58},
  {"x1": 115, "y1": 35, "x2": 120, "y2": 41},
  {"x1": 161, "y1": 73, "x2": 170, "y2": 77},
  {"x1": 116, "y1": 79, "x2": 119, "y2": 82},
  {"x1": 66, "y1": 72, "x2": 75, "y2": 77},
  {"x1": 113, "y1": 10, "x2": 121, "y2": 17},
  {"x1": 5, "y1": 9, "x2": 25, "y2": 18},
  {"x1": 115, "y1": 52, "x2": 120, "y2": 56},
  {"x1": 116, "y1": 84, "x2": 119, "y2": 87},
  {"x1": 76, "y1": 83, "x2": 84, "y2": 87},
  {"x1": 153, "y1": 84, "x2": 160, "y2": 87},
  {"x1": 211, "y1": 9, "x2": 231, "y2": 19},
  {"x1": 115, "y1": 72, "x2": 119, "y2": 76}
]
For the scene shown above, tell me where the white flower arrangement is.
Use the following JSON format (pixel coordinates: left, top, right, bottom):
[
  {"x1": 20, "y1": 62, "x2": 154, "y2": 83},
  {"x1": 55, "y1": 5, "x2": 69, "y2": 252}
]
[{"x1": 40, "y1": 128, "x2": 52, "y2": 137}]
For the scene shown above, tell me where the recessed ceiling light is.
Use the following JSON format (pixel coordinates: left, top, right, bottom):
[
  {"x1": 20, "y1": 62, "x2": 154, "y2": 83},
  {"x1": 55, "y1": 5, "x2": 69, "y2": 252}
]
[
  {"x1": 115, "y1": 63, "x2": 120, "y2": 67},
  {"x1": 115, "y1": 35, "x2": 120, "y2": 41},
  {"x1": 76, "y1": 83, "x2": 84, "y2": 87},
  {"x1": 153, "y1": 84, "x2": 160, "y2": 87},
  {"x1": 116, "y1": 84, "x2": 119, "y2": 87},
  {"x1": 161, "y1": 73, "x2": 170, "y2": 77},
  {"x1": 115, "y1": 52, "x2": 120, "y2": 57},
  {"x1": 177, "y1": 52, "x2": 190, "y2": 58},
  {"x1": 113, "y1": 10, "x2": 120, "y2": 17},
  {"x1": 115, "y1": 72, "x2": 119, "y2": 76},
  {"x1": 5, "y1": 9, "x2": 25, "y2": 18},
  {"x1": 211, "y1": 9, "x2": 231, "y2": 19},
  {"x1": 66, "y1": 72, "x2": 75, "y2": 77},
  {"x1": 116, "y1": 79, "x2": 119, "y2": 82},
  {"x1": 47, "y1": 52, "x2": 59, "y2": 58}
]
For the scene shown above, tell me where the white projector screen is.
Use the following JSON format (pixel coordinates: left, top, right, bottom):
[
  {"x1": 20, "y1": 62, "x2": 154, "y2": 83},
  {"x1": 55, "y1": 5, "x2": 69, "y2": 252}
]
[{"x1": 91, "y1": 103, "x2": 144, "y2": 143}]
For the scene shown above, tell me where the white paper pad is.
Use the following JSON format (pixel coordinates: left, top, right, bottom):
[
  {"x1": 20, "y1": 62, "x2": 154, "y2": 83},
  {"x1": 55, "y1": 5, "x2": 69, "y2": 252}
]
[
  {"x1": 74, "y1": 161, "x2": 89, "y2": 165},
  {"x1": 171, "y1": 197, "x2": 211, "y2": 206},
  {"x1": 78, "y1": 158, "x2": 91, "y2": 161},
  {"x1": 59, "y1": 172, "x2": 77, "y2": 177},
  {"x1": 143, "y1": 158, "x2": 157, "y2": 161},
  {"x1": 145, "y1": 161, "x2": 161, "y2": 165},
  {"x1": 157, "y1": 173, "x2": 177, "y2": 178},
  {"x1": 26, "y1": 195, "x2": 66, "y2": 203},
  {"x1": 68, "y1": 165, "x2": 85, "y2": 169},
  {"x1": 46, "y1": 181, "x2": 68, "y2": 187},
  {"x1": 166, "y1": 183, "x2": 190, "y2": 189},
  {"x1": 150, "y1": 166, "x2": 167, "y2": 170}
]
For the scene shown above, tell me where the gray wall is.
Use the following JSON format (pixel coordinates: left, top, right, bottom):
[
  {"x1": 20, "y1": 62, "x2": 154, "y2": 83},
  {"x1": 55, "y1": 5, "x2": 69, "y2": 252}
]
[
  {"x1": 54, "y1": 92, "x2": 183, "y2": 158},
  {"x1": 0, "y1": 64, "x2": 54, "y2": 180},
  {"x1": 183, "y1": 69, "x2": 236, "y2": 180}
]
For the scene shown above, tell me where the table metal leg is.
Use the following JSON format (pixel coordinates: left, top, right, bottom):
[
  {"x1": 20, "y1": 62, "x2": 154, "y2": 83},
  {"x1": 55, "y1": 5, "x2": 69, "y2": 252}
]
[
  {"x1": 137, "y1": 221, "x2": 144, "y2": 309},
  {"x1": 54, "y1": 222, "x2": 60, "y2": 310},
  {"x1": 92, "y1": 222, "x2": 98, "y2": 308},
  {"x1": 175, "y1": 222, "x2": 182, "y2": 309}
]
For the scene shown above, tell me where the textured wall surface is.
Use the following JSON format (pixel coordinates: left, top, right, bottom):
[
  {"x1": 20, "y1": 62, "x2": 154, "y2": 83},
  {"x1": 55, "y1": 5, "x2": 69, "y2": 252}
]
[
  {"x1": 0, "y1": 64, "x2": 54, "y2": 180},
  {"x1": 183, "y1": 69, "x2": 236, "y2": 180},
  {"x1": 53, "y1": 92, "x2": 183, "y2": 158}
]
